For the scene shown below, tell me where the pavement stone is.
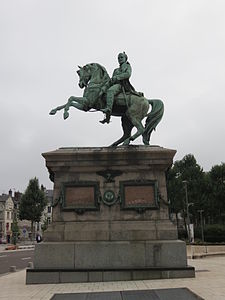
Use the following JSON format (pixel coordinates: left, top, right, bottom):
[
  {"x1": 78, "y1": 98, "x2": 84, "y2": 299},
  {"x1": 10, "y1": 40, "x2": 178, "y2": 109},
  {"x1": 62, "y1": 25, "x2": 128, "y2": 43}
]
[
  {"x1": 1, "y1": 256, "x2": 225, "y2": 299},
  {"x1": 50, "y1": 288, "x2": 202, "y2": 299}
]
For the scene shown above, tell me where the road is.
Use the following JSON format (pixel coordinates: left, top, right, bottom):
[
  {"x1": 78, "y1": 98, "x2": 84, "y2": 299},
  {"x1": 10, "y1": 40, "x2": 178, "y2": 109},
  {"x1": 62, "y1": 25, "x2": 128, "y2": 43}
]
[{"x1": 0, "y1": 250, "x2": 34, "y2": 275}]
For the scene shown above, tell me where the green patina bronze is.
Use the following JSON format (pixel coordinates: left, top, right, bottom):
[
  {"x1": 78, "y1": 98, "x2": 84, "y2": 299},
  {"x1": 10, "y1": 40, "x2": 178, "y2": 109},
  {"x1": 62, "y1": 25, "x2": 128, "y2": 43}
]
[
  {"x1": 103, "y1": 190, "x2": 116, "y2": 206},
  {"x1": 50, "y1": 52, "x2": 164, "y2": 146}
]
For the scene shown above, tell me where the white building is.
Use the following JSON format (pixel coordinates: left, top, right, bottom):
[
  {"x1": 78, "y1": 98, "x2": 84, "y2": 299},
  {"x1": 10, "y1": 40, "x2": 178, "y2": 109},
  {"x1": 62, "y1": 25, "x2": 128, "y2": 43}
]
[
  {"x1": 0, "y1": 190, "x2": 14, "y2": 243},
  {"x1": 0, "y1": 188, "x2": 53, "y2": 242}
]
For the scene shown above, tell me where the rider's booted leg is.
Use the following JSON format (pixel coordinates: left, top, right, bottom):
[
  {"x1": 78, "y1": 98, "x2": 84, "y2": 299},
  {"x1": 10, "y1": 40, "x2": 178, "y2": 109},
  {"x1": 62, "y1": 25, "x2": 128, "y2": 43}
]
[
  {"x1": 102, "y1": 91, "x2": 114, "y2": 113},
  {"x1": 100, "y1": 91, "x2": 114, "y2": 124},
  {"x1": 100, "y1": 84, "x2": 121, "y2": 124},
  {"x1": 100, "y1": 113, "x2": 111, "y2": 124}
]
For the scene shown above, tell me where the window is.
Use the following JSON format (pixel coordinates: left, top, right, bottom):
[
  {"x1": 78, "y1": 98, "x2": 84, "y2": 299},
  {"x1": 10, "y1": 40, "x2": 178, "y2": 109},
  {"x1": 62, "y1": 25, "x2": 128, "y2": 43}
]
[
  {"x1": 47, "y1": 206, "x2": 51, "y2": 213},
  {"x1": 7, "y1": 212, "x2": 10, "y2": 219}
]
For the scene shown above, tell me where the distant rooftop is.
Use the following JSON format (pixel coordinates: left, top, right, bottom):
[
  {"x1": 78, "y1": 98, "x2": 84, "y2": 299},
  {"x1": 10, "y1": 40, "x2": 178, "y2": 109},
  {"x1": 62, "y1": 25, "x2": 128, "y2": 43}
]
[{"x1": 0, "y1": 194, "x2": 9, "y2": 203}]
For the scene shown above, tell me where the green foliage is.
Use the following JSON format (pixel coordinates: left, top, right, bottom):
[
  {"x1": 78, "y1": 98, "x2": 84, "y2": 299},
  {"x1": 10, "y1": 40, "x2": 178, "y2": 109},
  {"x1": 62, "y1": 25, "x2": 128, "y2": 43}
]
[
  {"x1": 11, "y1": 219, "x2": 19, "y2": 234},
  {"x1": 177, "y1": 228, "x2": 188, "y2": 240},
  {"x1": 11, "y1": 219, "x2": 20, "y2": 245},
  {"x1": 167, "y1": 156, "x2": 225, "y2": 234},
  {"x1": 203, "y1": 224, "x2": 225, "y2": 243},
  {"x1": 167, "y1": 154, "x2": 205, "y2": 224},
  {"x1": 19, "y1": 178, "x2": 47, "y2": 231},
  {"x1": 41, "y1": 218, "x2": 48, "y2": 232},
  {"x1": 167, "y1": 167, "x2": 184, "y2": 214},
  {"x1": 207, "y1": 163, "x2": 225, "y2": 224}
]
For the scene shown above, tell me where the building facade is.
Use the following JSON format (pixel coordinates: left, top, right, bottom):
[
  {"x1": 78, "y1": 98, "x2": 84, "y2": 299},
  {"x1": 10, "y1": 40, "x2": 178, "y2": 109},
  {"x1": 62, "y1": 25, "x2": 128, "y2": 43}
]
[
  {"x1": 0, "y1": 190, "x2": 14, "y2": 243},
  {"x1": 0, "y1": 188, "x2": 53, "y2": 243}
]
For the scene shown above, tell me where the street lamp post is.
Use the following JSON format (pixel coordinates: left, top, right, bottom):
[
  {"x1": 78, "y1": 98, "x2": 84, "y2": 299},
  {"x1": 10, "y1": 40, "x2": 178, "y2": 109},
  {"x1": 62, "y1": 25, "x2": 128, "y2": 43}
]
[
  {"x1": 198, "y1": 209, "x2": 204, "y2": 243},
  {"x1": 182, "y1": 180, "x2": 192, "y2": 243}
]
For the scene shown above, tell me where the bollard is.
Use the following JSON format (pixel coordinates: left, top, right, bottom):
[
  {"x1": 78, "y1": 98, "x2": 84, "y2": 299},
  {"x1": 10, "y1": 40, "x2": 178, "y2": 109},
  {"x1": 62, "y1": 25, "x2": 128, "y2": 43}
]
[
  {"x1": 27, "y1": 262, "x2": 34, "y2": 269},
  {"x1": 9, "y1": 266, "x2": 16, "y2": 272}
]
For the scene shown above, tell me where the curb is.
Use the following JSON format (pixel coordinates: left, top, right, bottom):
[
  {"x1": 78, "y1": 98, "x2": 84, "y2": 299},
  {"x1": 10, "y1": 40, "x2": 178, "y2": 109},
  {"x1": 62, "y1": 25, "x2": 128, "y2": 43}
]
[
  {"x1": 188, "y1": 252, "x2": 225, "y2": 259},
  {"x1": 18, "y1": 245, "x2": 35, "y2": 250},
  {"x1": 2, "y1": 245, "x2": 35, "y2": 252}
]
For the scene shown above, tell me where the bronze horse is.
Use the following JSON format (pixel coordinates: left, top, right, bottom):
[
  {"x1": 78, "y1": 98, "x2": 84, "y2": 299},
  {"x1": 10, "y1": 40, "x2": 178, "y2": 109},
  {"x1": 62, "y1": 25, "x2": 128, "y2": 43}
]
[{"x1": 50, "y1": 63, "x2": 164, "y2": 146}]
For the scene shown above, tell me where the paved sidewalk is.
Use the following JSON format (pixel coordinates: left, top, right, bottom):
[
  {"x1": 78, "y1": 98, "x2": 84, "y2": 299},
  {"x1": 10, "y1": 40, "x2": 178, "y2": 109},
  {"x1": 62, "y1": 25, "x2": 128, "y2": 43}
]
[
  {"x1": 187, "y1": 245, "x2": 225, "y2": 259},
  {"x1": 1, "y1": 256, "x2": 225, "y2": 300}
]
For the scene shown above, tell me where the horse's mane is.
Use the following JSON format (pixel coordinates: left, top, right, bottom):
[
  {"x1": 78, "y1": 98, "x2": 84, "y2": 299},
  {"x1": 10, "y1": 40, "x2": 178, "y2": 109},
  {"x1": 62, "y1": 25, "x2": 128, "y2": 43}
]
[{"x1": 87, "y1": 63, "x2": 110, "y2": 82}]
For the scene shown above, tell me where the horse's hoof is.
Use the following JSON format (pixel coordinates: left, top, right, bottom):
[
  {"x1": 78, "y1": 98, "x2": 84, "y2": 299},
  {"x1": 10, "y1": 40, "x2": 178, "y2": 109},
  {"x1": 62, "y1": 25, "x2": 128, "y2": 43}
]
[
  {"x1": 49, "y1": 109, "x2": 56, "y2": 115},
  {"x1": 123, "y1": 140, "x2": 130, "y2": 146},
  {"x1": 143, "y1": 139, "x2": 149, "y2": 145},
  {"x1": 109, "y1": 143, "x2": 117, "y2": 147},
  {"x1": 63, "y1": 111, "x2": 69, "y2": 119}
]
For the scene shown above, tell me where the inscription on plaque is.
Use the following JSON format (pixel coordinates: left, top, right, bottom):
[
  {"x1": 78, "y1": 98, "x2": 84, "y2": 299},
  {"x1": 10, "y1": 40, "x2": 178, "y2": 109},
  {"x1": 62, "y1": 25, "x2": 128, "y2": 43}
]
[
  {"x1": 61, "y1": 181, "x2": 100, "y2": 212},
  {"x1": 65, "y1": 186, "x2": 95, "y2": 207},
  {"x1": 120, "y1": 180, "x2": 159, "y2": 211},
  {"x1": 124, "y1": 185, "x2": 154, "y2": 206}
]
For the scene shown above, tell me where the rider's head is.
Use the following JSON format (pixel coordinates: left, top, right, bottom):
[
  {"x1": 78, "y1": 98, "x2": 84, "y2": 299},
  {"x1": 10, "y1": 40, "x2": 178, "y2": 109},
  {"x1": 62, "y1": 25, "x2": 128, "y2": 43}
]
[{"x1": 118, "y1": 52, "x2": 128, "y2": 65}]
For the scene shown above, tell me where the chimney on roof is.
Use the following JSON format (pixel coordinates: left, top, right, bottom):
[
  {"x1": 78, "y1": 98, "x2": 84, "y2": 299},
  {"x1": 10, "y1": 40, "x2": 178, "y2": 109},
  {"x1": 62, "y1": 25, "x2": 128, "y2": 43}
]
[{"x1": 9, "y1": 189, "x2": 12, "y2": 197}]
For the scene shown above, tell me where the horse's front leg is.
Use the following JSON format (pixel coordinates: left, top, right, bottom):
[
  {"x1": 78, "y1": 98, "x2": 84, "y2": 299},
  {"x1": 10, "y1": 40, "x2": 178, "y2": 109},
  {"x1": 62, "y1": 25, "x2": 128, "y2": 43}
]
[
  {"x1": 49, "y1": 96, "x2": 79, "y2": 116},
  {"x1": 64, "y1": 96, "x2": 88, "y2": 119},
  {"x1": 49, "y1": 103, "x2": 67, "y2": 115}
]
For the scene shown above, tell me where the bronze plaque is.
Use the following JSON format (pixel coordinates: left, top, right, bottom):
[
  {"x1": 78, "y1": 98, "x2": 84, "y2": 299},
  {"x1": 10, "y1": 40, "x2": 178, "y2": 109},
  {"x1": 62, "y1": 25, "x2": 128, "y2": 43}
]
[
  {"x1": 120, "y1": 180, "x2": 159, "y2": 211},
  {"x1": 65, "y1": 186, "x2": 95, "y2": 207},
  {"x1": 124, "y1": 185, "x2": 155, "y2": 206}
]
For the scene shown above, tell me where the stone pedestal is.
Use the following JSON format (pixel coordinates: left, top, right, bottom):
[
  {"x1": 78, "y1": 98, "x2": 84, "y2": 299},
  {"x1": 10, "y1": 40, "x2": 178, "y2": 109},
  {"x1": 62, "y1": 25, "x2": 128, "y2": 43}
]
[{"x1": 26, "y1": 146, "x2": 195, "y2": 284}]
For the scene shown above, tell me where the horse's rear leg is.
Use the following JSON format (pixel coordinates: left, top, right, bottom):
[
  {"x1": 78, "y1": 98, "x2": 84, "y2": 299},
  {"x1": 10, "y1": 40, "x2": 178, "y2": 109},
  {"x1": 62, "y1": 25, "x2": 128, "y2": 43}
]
[
  {"x1": 123, "y1": 117, "x2": 145, "y2": 145},
  {"x1": 110, "y1": 115, "x2": 133, "y2": 147}
]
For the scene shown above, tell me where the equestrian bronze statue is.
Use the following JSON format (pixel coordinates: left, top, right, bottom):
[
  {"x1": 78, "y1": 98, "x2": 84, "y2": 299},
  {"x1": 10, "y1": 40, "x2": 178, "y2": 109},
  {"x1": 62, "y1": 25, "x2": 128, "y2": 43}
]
[{"x1": 50, "y1": 54, "x2": 164, "y2": 147}]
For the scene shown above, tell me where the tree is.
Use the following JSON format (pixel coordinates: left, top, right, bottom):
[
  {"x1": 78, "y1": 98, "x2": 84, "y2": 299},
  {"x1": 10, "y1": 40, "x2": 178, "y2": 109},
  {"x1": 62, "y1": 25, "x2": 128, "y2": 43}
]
[
  {"x1": 167, "y1": 154, "x2": 205, "y2": 227},
  {"x1": 11, "y1": 219, "x2": 19, "y2": 245},
  {"x1": 41, "y1": 217, "x2": 48, "y2": 232},
  {"x1": 207, "y1": 163, "x2": 225, "y2": 224},
  {"x1": 167, "y1": 166, "x2": 184, "y2": 227},
  {"x1": 19, "y1": 178, "x2": 47, "y2": 237}
]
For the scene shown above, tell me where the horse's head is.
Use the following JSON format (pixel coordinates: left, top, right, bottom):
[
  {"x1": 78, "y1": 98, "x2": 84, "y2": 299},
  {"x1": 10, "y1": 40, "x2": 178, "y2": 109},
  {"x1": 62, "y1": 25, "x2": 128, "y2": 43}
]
[
  {"x1": 77, "y1": 64, "x2": 92, "y2": 89},
  {"x1": 77, "y1": 63, "x2": 110, "y2": 89}
]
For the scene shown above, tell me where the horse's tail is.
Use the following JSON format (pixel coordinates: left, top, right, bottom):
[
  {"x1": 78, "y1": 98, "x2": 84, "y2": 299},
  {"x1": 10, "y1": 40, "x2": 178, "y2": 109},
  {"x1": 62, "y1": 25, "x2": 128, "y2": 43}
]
[{"x1": 142, "y1": 99, "x2": 164, "y2": 145}]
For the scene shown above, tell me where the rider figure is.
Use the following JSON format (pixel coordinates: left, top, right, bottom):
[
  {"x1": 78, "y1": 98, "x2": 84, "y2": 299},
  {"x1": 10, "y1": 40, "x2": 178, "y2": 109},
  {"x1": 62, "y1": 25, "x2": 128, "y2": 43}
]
[{"x1": 101, "y1": 52, "x2": 135, "y2": 123}]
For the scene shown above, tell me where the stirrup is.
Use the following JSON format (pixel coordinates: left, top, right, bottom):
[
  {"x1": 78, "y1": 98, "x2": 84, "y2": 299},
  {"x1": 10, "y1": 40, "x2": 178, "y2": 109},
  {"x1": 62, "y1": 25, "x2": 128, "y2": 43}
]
[
  {"x1": 99, "y1": 117, "x2": 110, "y2": 124},
  {"x1": 99, "y1": 118, "x2": 107, "y2": 124},
  {"x1": 99, "y1": 112, "x2": 111, "y2": 124}
]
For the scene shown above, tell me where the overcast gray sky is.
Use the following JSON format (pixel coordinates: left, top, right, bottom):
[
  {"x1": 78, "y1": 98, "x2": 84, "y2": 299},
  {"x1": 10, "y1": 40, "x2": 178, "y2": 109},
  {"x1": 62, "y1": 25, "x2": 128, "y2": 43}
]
[{"x1": 1, "y1": 0, "x2": 225, "y2": 194}]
